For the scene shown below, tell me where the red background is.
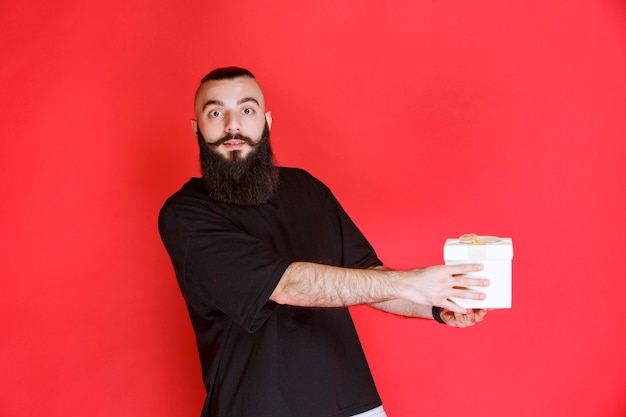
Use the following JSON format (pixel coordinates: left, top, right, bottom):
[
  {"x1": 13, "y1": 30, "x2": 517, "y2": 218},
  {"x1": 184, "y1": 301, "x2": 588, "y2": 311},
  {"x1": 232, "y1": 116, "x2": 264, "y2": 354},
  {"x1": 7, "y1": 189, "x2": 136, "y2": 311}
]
[{"x1": 2, "y1": 1, "x2": 625, "y2": 416}]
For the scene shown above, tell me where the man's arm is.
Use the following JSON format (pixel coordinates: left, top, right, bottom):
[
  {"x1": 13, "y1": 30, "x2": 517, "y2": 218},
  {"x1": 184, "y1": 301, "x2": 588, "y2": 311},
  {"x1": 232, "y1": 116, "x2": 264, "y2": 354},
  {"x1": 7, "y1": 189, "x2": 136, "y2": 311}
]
[
  {"x1": 270, "y1": 261, "x2": 489, "y2": 314},
  {"x1": 366, "y1": 265, "x2": 431, "y2": 318},
  {"x1": 370, "y1": 299, "x2": 489, "y2": 327},
  {"x1": 369, "y1": 299, "x2": 432, "y2": 318}
]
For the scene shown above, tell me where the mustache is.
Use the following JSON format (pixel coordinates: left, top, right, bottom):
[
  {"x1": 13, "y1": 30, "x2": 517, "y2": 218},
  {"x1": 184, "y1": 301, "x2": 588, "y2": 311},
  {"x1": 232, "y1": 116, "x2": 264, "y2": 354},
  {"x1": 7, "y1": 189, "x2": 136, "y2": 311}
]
[{"x1": 205, "y1": 132, "x2": 258, "y2": 147}]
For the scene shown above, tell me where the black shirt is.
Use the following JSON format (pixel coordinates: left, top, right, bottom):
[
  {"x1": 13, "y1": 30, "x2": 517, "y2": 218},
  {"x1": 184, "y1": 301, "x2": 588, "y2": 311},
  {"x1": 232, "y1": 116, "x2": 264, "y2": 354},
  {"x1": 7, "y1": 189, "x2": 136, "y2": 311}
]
[{"x1": 159, "y1": 167, "x2": 383, "y2": 417}]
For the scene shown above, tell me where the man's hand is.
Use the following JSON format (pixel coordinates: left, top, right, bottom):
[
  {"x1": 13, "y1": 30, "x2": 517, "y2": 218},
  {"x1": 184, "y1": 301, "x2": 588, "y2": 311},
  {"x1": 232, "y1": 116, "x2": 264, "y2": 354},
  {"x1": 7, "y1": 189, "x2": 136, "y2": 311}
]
[
  {"x1": 399, "y1": 264, "x2": 490, "y2": 314},
  {"x1": 438, "y1": 308, "x2": 489, "y2": 328}
]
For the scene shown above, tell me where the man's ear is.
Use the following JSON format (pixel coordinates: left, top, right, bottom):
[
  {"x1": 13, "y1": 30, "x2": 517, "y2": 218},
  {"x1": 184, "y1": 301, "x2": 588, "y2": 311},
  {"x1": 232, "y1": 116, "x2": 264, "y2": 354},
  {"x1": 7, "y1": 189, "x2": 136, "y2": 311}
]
[
  {"x1": 265, "y1": 111, "x2": 273, "y2": 129},
  {"x1": 191, "y1": 119, "x2": 198, "y2": 137}
]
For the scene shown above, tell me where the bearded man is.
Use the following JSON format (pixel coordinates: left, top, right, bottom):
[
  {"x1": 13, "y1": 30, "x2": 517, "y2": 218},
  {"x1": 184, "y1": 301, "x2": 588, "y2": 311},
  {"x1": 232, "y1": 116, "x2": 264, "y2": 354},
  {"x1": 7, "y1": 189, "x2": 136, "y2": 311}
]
[{"x1": 158, "y1": 67, "x2": 490, "y2": 417}]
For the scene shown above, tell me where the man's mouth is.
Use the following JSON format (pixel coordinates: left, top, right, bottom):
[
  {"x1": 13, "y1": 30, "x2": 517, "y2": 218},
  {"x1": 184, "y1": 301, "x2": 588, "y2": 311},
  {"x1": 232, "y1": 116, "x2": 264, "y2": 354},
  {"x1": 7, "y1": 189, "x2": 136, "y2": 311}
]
[
  {"x1": 223, "y1": 139, "x2": 246, "y2": 150},
  {"x1": 206, "y1": 133, "x2": 256, "y2": 151}
]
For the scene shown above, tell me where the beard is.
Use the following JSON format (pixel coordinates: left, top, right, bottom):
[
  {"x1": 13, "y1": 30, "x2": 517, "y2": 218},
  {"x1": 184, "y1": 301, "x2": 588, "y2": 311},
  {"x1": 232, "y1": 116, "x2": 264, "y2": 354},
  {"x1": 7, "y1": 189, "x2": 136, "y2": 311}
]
[{"x1": 198, "y1": 122, "x2": 279, "y2": 206}]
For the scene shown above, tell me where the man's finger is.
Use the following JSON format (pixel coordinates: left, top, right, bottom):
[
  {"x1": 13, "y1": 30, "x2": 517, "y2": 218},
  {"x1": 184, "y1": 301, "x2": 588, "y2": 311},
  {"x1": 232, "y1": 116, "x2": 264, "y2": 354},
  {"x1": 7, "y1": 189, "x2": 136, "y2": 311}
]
[
  {"x1": 456, "y1": 276, "x2": 490, "y2": 288},
  {"x1": 447, "y1": 263, "x2": 484, "y2": 275}
]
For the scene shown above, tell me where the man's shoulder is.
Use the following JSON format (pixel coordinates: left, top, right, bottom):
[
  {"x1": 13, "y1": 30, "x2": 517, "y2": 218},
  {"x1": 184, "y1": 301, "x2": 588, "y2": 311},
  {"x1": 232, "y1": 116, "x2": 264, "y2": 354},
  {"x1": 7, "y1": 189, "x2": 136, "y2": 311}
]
[
  {"x1": 163, "y1": 177, "x2": 205, "y2": 203},
  {"x1": 277, "y1": 166, "x2": 324, "y2": 188},
  {"x1": 158, "y1": 177, "x2": 230, "y2": 233},
  {"x1": 276, "y1": 167, "x2": 337, "y2": 205},
  {"x1": 159, "y1": 177, "x2": 212, "y2": 219},
  {"x1": 278, "y1": 166, "x2": 311, "y2": 179}
]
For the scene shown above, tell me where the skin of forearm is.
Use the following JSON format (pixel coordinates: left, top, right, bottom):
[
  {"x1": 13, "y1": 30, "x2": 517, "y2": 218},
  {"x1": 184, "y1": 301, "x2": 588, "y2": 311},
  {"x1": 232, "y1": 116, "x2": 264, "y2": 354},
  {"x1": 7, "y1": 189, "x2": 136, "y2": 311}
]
[
  {"x1": 270, "y1": 262, "x2": 403, "y2": 307},
  {"x1": 369, "y1": 299, "x2": 432, "y2": 319},
  {"x1": 365, "y1": 266, "x2": 432, "y2": 318}
]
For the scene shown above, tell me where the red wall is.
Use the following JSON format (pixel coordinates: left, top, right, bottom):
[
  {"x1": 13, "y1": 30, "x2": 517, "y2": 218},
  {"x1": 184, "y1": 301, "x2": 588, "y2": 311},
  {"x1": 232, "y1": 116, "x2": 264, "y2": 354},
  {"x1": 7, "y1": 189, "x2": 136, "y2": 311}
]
[{"x1": 2, "y1": 1, "x2": 625, "y2": 416}]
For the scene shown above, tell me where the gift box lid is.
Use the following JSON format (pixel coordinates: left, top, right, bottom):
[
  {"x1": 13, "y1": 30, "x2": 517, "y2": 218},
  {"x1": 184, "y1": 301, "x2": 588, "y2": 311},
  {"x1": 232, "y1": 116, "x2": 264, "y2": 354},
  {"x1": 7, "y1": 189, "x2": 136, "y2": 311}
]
[{"x1": 444, "y1": 235, "x2": 513, "y2": 260}]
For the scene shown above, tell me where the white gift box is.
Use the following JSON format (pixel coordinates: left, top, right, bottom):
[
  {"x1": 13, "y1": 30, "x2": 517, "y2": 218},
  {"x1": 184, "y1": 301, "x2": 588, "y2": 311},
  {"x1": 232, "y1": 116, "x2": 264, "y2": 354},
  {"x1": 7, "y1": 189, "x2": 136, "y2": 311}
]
[{"x1": 443, "y1": 235, "x2": 513, "y2": 309}]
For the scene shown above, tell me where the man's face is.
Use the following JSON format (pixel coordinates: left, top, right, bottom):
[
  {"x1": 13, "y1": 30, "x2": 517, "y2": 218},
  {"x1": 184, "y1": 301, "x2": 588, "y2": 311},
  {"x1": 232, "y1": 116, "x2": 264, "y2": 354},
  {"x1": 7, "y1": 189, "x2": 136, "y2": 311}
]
[{"x1": 193, "y1": 76, "x2": 271, "y2": 161}]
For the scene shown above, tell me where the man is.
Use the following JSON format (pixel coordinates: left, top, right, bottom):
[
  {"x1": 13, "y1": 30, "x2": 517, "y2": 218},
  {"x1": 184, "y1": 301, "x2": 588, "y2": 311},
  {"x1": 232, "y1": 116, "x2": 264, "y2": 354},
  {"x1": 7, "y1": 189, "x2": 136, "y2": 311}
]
[{"x1": 158, "y1": 67, "x2": 490, "y2": 417}]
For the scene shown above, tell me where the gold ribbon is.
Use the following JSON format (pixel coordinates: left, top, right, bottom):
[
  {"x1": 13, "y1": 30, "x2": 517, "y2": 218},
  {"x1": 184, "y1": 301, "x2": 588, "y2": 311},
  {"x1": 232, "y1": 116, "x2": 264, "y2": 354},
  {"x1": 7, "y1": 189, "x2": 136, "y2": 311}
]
[{"x1": 459, "y1": 233, "x2": 502, "y2": 245}]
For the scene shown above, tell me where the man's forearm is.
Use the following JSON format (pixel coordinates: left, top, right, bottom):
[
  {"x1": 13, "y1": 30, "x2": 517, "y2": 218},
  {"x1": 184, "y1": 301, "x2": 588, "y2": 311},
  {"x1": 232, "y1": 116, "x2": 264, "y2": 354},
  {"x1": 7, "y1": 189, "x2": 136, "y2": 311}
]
[
  {"x1": 272, "y1": 262, "x2": 431, "y2": 317},
  {"x1": 369, "y1": 299, "x2": 433, "y2": 319},
  {"x1": 270, "y1": 262, "x2": 401, "y2": 307},
  {"x1": 270, "y1": 261, "x2": 490, "y2": 314}
]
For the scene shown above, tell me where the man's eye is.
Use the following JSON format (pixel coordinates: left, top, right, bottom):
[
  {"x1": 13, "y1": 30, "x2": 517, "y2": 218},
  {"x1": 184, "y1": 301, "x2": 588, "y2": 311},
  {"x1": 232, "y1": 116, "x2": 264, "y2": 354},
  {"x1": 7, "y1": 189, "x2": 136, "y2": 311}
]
[
  {"x1": 242, "y1": 108, "x2": 254, "y2": 115},
  {"x1": 209, "y1": 110, "x2": 222, "y2": 118}
]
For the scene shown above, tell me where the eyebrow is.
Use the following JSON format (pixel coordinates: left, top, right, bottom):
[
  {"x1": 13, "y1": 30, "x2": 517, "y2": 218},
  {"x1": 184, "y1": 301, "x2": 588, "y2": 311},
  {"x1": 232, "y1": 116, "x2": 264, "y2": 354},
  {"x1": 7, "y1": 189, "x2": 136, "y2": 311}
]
[{"x1": 202, "y1": 97, "x2": 260, "y2": 112}]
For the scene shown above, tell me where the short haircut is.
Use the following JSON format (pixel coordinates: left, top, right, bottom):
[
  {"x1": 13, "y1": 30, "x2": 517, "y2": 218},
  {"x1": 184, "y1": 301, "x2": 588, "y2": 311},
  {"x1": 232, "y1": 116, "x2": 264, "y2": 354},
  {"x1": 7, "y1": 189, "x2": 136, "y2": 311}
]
[{"x1": 200, "y1": 67, "x2": 255, "y2": 84}]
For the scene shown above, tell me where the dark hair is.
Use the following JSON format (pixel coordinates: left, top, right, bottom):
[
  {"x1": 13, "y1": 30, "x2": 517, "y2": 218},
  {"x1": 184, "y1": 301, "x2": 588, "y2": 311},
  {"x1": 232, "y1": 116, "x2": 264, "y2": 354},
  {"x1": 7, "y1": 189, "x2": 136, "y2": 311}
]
[{"x1": 200, "y1": 67, "x2": 255, "y2": 84}]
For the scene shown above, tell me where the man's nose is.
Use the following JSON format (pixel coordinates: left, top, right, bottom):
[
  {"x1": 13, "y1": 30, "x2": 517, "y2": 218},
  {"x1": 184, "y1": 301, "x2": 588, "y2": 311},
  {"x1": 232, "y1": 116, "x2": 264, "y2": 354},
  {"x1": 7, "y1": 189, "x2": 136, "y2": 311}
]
[{"x1": 224, "y1": 112, "x2": 241, "y2": 133}]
